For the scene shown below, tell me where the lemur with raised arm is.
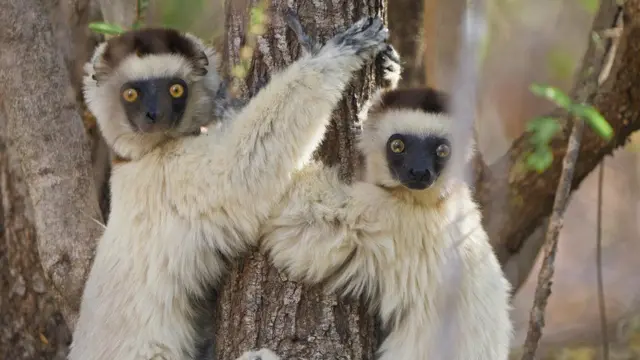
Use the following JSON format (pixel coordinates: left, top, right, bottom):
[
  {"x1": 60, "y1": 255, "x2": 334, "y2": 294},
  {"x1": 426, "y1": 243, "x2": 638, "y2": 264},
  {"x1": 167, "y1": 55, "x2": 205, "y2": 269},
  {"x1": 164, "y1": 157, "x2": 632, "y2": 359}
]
[
  {"x1": 258, "y1": 20, "x2": 513, "y2": 360},
  {"x1": 70, "y1": 14, "x2": 390, "y2": 360}
]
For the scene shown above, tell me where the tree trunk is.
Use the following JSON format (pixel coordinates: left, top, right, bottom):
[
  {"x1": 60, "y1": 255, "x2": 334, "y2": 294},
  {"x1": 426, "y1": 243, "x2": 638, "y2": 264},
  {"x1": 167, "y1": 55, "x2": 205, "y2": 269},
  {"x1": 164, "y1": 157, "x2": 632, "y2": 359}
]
[
  {"x1": 0, "y1": 0, "x2": 104, "y2": 328},
  {"x1": 0, "y1": 113, "x2": 72, "y2": 359},
  {"x1": 421, "y1": 0, "x2": 465, "y2": 91},
  {"x1": 388, "y1": 0, "x2": 425, "y2": 87},
  {"x1": 214, "y1": 1, "x2": 386, "y2": 359}
]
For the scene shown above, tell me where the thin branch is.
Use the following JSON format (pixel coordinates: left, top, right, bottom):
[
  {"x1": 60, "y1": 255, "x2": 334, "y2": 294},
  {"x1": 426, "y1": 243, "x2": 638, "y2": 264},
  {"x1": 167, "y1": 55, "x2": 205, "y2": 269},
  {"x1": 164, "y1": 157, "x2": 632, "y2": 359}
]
[
  {"x1": 592, "y1": 12, "x2": 622, "y2": 360},
  {"x1": 520, "y1": 116, "x2": 586, "y2": 360},
  {"x1": 596, "y1": 161, "x2": 609, "y2": 360},
  {"x1": 480, "y1": 0, "x2": 633, "y2": 292},
  {"x1": 519, "y1": 5, "x2": 623, "y2": 357}
]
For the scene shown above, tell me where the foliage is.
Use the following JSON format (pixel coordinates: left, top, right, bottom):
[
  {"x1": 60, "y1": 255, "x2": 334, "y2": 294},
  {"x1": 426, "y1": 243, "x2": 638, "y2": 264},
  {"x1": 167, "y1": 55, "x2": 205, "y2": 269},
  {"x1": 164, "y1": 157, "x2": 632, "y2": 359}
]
[
  {"x1": 230, "y1": 0, "x2": 269, "y2": 84},
  {"x1": 88, "y1": 22, "x2": 126, "y2": 35},
  {"x1": 524, "y1": 83, "x2": 613, "y2": 172},
  {"x1": 88, "y1": 0, "x2": 205, "y2": 35}
]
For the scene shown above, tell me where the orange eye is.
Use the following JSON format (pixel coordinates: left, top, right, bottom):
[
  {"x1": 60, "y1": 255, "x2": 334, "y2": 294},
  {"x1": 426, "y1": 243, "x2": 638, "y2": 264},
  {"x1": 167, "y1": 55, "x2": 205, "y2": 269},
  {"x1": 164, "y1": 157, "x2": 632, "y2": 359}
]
[
  {"x1": 122, "y1": 88, "x2": 138, "y2": 102},
  {"x1": 169, "y1": 84, "x2": 185, "y2": 98}
]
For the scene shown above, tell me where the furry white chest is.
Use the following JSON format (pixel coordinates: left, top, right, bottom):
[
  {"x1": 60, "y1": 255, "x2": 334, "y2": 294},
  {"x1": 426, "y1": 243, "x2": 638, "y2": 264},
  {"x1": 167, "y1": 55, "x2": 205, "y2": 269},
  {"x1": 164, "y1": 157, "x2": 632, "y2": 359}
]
[
  {"x1": 71, "y1": 155, "x2": 244, "y2": 360},
  {"x1": 364, "y1": 192, "x2": 509, "y2": 360}
]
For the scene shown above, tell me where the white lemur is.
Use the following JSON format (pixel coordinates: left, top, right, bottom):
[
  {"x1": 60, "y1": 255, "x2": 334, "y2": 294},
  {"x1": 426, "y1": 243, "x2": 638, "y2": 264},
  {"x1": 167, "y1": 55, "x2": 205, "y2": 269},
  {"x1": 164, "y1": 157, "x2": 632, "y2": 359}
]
[
  {"x1": 70, "y1": 14, "x2": 390, "y2": 360},
  {"x1": 258, "y1": 32, "x2": 513, "y2": 359}
]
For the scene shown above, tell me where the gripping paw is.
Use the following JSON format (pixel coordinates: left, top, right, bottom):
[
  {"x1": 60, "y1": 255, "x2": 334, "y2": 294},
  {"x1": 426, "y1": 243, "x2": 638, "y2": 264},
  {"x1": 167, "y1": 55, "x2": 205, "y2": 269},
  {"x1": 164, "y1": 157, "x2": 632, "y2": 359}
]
[
  {"x1": 236, "y1": 348, "x2": 281, "y2": 360},
  {"x1": 327, "y1": 16, "x2": 389, "y2": 61},
  {"x1": 378, "y1": 44, "x2": 402, "y2": 90},
  {"x1": 283, "y1": 8, "x2": 388, "y2": 62}
]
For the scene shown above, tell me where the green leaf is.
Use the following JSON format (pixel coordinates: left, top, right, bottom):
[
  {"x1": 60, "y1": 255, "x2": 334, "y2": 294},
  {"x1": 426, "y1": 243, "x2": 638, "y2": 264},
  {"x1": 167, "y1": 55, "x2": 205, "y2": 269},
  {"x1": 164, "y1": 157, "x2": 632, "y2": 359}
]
[
  {"x1": 88, "y1": 22, "x2": 125, "y2": 35},
  {"x1": 527, "y1": 116, "x2": 562, "y2": 146},
  {"x1": 529, "y1": 83, "x2": 573, "y2": 110},
  {"x1": 571, "y1": 103, "x2": 614, "y2": 140},
  {"x1": 526, "y1": 147, "x2": 554, "y2": 173},
  {"x1": 578, "y1": 0, "x2": 600, "y2": 14}
]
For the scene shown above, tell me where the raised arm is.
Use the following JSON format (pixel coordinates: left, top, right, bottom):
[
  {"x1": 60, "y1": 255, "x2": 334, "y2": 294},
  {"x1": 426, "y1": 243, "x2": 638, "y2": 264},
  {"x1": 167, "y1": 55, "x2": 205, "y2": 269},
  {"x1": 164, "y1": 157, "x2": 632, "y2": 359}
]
[
  {"x1": 259, "y1": 163, "x2": 385, "y2": 298},
  {"x1": 220, "y1": 14, "x2": 388, "y2": 206}
]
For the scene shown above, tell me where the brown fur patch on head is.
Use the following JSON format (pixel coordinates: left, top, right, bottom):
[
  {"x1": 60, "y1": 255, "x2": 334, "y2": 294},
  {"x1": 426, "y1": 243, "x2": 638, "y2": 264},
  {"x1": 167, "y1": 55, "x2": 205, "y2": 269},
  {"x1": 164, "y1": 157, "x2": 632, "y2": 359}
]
[
  {"x1": 370, "y1": 87, "x2": 450, "y2": 116},
  {"x1": 101, "y1": 28, "x2": 209, "y2": 76}
]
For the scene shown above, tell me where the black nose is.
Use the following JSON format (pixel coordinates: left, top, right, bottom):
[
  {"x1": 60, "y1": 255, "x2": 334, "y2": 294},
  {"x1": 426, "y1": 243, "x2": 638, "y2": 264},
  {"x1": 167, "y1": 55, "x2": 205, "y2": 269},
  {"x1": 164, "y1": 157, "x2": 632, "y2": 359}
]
[
  {"x1": 145, "y1": 111, "x2": 157, "y2": 123},
  {"x1": 409, "y1": 168, "x2": 431, "y2": 182}
]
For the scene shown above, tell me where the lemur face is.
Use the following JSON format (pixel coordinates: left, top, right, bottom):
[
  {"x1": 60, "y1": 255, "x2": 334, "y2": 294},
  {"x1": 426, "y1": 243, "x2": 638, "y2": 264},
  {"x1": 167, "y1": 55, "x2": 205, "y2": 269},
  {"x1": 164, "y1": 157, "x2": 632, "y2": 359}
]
[
  {"x1": 357, "y1": 87, "x2": 462, "y2": 192},
  {"x1": 385, "y1": 133, "x2": 451, "y2": 190},
  {"x1": 119, "y1": 76, "x2": 190, "y2": 133},
  {"x1": 84, "y1": 28, "x2": 222, "y2": 159}
]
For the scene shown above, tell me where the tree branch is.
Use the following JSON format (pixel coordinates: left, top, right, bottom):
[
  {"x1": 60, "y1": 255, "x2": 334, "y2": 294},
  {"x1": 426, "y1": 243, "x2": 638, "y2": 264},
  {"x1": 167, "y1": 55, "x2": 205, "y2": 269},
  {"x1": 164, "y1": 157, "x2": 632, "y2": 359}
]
[
  {"x1": 520, "y1": 116, "x2": 586, "y2": 359},
  {"x1": 0, "y1": 0, "x2": 104, "y2": 328},
  {"x1": 476, "y1": 0, "x2": 640, "y2": 291}
]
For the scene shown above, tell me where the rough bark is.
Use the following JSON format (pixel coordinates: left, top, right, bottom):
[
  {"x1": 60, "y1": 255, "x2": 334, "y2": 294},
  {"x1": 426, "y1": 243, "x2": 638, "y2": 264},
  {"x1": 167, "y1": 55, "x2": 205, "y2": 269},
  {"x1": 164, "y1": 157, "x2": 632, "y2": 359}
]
[
  {"x1": 477, "y1": 0, "x2": 640, "y2": 290},
  {"x1": 214, "y1": 1, "x2": 385, "y2": 359},
  {"x1": 0, "y1": 112, "x2": 72, "y2": 359},
  {"x1": 0, "y1": 0, "x2": 104, "y2": 328}
]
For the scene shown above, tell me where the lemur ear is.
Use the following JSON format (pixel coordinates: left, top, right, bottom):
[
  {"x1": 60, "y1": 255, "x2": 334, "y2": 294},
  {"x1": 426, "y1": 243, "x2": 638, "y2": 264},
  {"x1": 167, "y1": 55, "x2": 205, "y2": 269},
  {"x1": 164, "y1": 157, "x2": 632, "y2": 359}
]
[
  {"x1": 182, "y1": 33, "x2": 217, "y2": 78},
  {"x1": 86, "y1": 42, "x2": 112, "y2": 84},
  {"x1": 191, "y1": 50, "x2": 209, "y2": 77},
  {"x1": 92, "y1": 60, "x2": 112, "y2": 83}
]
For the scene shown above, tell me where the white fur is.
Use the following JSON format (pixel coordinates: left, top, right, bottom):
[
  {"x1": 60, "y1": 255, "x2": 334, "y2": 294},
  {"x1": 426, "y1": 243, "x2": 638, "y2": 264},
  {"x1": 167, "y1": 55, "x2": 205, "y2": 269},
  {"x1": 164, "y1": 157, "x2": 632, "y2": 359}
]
[
  {"x1": 260, "y1": 108, "x2": 513, "y2": 359},
  {"x1": 70, "y1": 21, "x2": 388, "y2": 360}
]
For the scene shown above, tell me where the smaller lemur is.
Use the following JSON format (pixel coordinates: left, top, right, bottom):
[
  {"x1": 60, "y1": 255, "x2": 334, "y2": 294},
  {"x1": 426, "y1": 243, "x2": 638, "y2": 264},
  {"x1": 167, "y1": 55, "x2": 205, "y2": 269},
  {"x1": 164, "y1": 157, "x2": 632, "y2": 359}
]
[{"x1": 258, "y1": 63, "x2": 513, "y2": 359}]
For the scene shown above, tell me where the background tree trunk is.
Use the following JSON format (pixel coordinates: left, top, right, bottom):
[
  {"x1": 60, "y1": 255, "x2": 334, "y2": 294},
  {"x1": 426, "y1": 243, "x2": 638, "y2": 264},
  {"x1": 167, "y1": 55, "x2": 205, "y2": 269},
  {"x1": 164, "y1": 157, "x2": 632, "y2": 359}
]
[
  {"x1": 388, "y1": 0, "x2": 425, "y2": 87},
  {"x1": 0, "y1": 0, "x2": 98, "y2": 357},
  {"x1": 0, "y1": 0, "x2": 105, "y2": 328},
  {"x1": 213, "y1": 1, "x2": 386, "y2": 359},
  {"x1": 0, "y1": 113, "x2": 72, "y2": 359}
]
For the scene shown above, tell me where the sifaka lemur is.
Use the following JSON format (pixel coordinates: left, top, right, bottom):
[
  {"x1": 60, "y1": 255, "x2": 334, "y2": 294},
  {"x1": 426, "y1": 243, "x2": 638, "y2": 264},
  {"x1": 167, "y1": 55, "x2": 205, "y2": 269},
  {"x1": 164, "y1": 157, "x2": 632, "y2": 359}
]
[
  {"x1": 257, "y1": 20, "x2": 513, "y2": 359},
  {"x1": 70, "y1": 13, "x2": 391, "y2": 360}
]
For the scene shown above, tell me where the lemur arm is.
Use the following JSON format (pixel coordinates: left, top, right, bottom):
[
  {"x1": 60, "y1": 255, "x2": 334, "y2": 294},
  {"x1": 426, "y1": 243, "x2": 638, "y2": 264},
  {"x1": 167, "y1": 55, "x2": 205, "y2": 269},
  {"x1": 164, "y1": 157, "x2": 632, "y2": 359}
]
[
  {"x1": 260, "y1": 163, "x2": 385, "y2": 298},
  {"x1": 260, "y1": 44, "x2": 403, "y2": 294},
  {"x1": 218, "y1": 14, "x2": 387, "y2": 206},
  {"x1": 177, "y1": 13, "x2": 389, "y2": 223}
]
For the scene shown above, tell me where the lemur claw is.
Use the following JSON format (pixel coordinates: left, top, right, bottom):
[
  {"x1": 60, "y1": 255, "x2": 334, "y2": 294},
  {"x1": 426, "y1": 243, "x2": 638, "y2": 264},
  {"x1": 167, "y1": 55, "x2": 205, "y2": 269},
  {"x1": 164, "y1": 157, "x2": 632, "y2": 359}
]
[
  {"x1": 284, "y1": 7, "x2": 389, "y2": 62},
  {"x1": 377, "y1": 44, "x2": 402, "y2": 90}
]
